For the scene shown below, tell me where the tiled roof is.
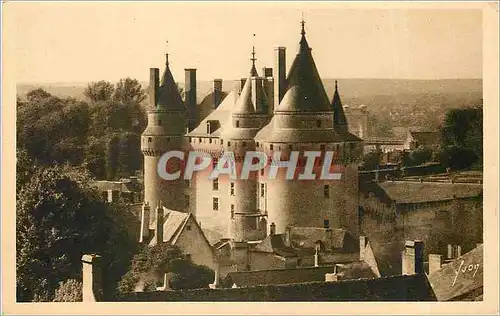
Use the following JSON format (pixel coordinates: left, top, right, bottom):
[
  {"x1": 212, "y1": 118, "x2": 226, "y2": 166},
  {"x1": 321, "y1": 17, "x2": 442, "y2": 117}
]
[
  {"x1": 428, "y1": 244, "x2": 483, "y2": 301},
  {"x1": 94, "y1": 180, "x2": 142, "y2": 193},
  {"x1": 360, "y1": 181, "x2": 482, "y2": 204}
]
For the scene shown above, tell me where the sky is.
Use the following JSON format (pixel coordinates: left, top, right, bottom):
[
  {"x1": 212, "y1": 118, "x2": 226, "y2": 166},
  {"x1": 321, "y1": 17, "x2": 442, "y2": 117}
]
[{"x1": 8, "y1": 2, "x2": 483, "y2": 83}]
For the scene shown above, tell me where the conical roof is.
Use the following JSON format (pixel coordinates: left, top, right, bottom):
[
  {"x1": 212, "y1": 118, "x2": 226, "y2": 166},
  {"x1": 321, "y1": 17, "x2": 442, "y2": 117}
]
[
  {"x1": 332, "y1": 80, "x2": 348, "y2": 129},
  {"x1": 156, "y1": 56, "x2": 185, "y2": 112},
  {"x1": 275, "y1": 22, "x2": 331, "y2": 113},
  {"x1": 233, "y1": 77, "x2": 255, "y2": 114}
]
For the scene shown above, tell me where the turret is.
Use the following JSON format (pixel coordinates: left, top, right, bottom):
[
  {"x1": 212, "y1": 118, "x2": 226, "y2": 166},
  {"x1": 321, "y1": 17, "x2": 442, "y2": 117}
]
[{"x1": 141, "y1": 52, "x2": 189, "y2": 221}]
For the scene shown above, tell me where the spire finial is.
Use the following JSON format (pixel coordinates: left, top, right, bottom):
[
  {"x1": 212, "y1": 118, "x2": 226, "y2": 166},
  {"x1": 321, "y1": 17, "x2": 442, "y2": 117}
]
[
  {"x1": 301, "y1": 13, "x2": 306, "y2": 36},
  {"x1": 251, "y1": 34, "x2": 257, "y2": 67},
  {"x1": 165, "y1": 40, "x2": 169, "y2": 66}
]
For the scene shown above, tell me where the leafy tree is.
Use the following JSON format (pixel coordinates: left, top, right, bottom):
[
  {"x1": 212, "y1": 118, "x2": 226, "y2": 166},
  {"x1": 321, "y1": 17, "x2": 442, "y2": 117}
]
[
  {"x1": 117, "y1": 132, "x2": 142, "y2": 178},
  {"x1": 53, "y1": 279, "x2": 82, "y2": 302},
  {"x1": 26, "y1": 88, "x2": 52, "y2": 103},
  {"x1": 437, "y1": 145, "x2": 478, "y2": 170},
  {"x1": 360, "y1": 151, "x2": 381, "y2": 171},
  {"x1": 114, "y1": 78, "x2": 146, "y2": 104},
  {"x1": 83, "y1": 136, "x2": 107, "y2": 179},
  {"x1": 117, "y1": 244, "x2": 214, "y2": 293},
  {"x1": 106, "y1": 135, "x2": 120, "y2": 180},
  {"x1": 16, "y1": 165, "x2": 138, "y2": 302},
  {"x1": 84, "y1": 81, "x2": 115, "y2": 103},
  {"x1": 408, "y1": 146, "x2": 433, "y2": 166}
]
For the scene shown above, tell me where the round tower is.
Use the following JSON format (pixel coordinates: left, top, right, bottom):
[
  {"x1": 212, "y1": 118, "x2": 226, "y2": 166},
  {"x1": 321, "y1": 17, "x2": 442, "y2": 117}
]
[
  {"x1": 254, "y1": 21, "x2": 362, "y2": 235},
  {"x1": 221, "y1": 54, "x2": 270, "y2": 242},
  {"x1": 141, "y1": 55, "x2": 189, "y2": 229}
]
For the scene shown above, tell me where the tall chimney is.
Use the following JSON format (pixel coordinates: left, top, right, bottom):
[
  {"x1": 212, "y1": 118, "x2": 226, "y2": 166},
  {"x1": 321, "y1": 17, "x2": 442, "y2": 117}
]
[
  {"x1": 428, "y1": 254, "x2": 443, "y2": 275},
  {"x1": 402, "y1": 240, "x2": 424, "y2": 275},
  {"x1": 213, "y1": 79, "x2": 223, "y2": 109},
  {"x1": 149, "y1": 68, "x2": 159, "y2": 109},
  {"x1": 139, "y1": 202, "x2": 150, "y2": 243},
  {"x1": 274, "y1": 47, "x2": 286, "y2": 109},
  {"x1": 251, "y1": 77, "x2": 267, "y2": 114},
  {"x1": 153, "y1": 203, "x2": 164, "y2": 245},
  {"x1": 81, "y1": 254, "x2": 103, "y2": 302},
  {"x1": 185, "y1": 69, "x2": 197, "y2": 131},
  {"x1": 262, "y1": 68, "x2": 274, "y2": 114}
]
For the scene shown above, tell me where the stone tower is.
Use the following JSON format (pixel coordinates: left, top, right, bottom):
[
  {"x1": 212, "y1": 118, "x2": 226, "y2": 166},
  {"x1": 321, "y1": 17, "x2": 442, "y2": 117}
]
[
  {"x1": 141, "y1": 54, "x2": 189, "y2": 230},
  {"x1": 254, "y1": 20, "x2": 363, "y2": 234},
  {"x1": 221, "y1": 49, "x2": 270, "y2": 242}
]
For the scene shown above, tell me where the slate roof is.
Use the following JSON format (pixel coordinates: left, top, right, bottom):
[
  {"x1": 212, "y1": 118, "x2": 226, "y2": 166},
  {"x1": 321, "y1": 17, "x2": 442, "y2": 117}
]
[
  {"x1": 226, "y1": 262, "x2": 377, "y2": 288},
  {"x1": 275, "y1": 24, "x2": 331, "y2": 113},
  {"x1": 188, "y1": 90, "x2": 237, "y2": 137},
  {"x1": 95, "y1": 180, "x2": 142, "y2": 193},
  {"x1": 409, "y1": 131, "x2": 440, "y2": 146},
  {"x1": 428, "y1": 244, "x2": 483, "y2": 301},
  {"x1": 288, "y1": 227, "x2": 356, "y2": 251},
  {"x1": 156, "y1": 58, "x2": 185, "y2": 112},
  {"x1": 360, "y1": 181, "x2": 482, "y2": 204},
  {"x1": 331, "y1": 81, "x2": 349, "y2": 131}
]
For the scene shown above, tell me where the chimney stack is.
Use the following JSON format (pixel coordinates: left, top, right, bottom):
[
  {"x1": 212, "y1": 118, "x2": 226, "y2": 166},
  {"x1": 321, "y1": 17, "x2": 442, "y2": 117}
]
[
  {"x1": 402, "y1": 240, "x2": 424, "y2": 275},
  {"x1": 274, "y1": 47, "x2": 286, "y2": 109},
  {"x1": 269, "y1": 222, "x2": 276, "y2": 235},
  {"x1": 81, "y1": 254, "x2": 103, "y2": 302},
  {"x1": 285, "y1": 226, "x2": 291, "y2": 246},
  {"x1": 139, "y1": 202, "x2": 151, "y2": 243},
  {"x1": 149, "y1": 68, "x2": 159, "y2": 108},
  {"x1": 262, "y1": 68, "x2": 274, "y2": 114},
  {"x1": 428, "y1": 254, "x2": 444, "y2": 275},
  {"x1": 359, "y1": 236, "x2": 368, "y2": 261},
  {"x1": 213, "y1": 79, "x2": 223, "y2": 109},
  {"x1": 251, "y1": 77, "x2": 268, "y2": 114},
  {"x1": 184, "y1": 69, "x2": 197, "y2": 131},
  {"x1": 153, "y1": 203, "x2": 164, "y2": 245}
]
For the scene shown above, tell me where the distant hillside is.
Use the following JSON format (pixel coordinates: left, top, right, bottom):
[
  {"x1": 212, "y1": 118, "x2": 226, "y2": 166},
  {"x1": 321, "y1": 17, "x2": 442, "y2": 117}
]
[{"x1": 17, "y1": 78, "x2": 482, "y2": 107}]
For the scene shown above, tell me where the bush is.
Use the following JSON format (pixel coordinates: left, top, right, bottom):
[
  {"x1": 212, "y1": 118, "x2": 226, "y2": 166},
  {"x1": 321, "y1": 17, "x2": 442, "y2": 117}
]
[{"x1": 53, "y1": 279, "x2": 82, "y2": 302}]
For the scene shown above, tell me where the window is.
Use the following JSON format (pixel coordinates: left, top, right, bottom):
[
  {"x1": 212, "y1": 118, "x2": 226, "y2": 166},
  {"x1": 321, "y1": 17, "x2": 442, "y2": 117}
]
[
  {"x1": 213, "y1": 178, "x2": 219, "y2": 191},
  {"x1": 189, "y1": 137, "x2": 192, "y2": 143},
  {"x1": 228, "y1": 141, "x2": 231, "y2": 147},
  {"x1": 323, "y1": 219, "x2": 330, "y2": 228},
  {"x1": 158, "y1": 119, "x2": 162, "y2": 125},
  {"x1": 230, "y1": 182, "x2": 235, "y2": 196},
  {"x1": 148, "y1": 137, "x2": 152, "y2": 143},
  {"x1": 270, "y1": 144, "x2": 274, "y2": 150},
  {"x1": 213, "y1": 197, "x2": 219, "y2": 211},
  {"x1": 231, "y1": 205, "x2": 235, "y2": 219},
  {"x1": 209, "y1": 138, "x2": 212, "y2": 144},
  {"x1": 220, "y1": 139, "x2": 223, "y2": 144},
  {"x1": 288, "y1": 144, "x2": 293, "y2": 151},
  {"x1": 317, "y1": 120, "x2": 321, "y2": 128},
  {"x1": 260, "y1": 183, "x2": 265, "y2": 197},
  {"x1": 242, "y1": 141, "x2": 246, "y2": 147},
  {"x1": 256, "y1": 142, "x2": 260, "y2": 147},
  {"x1": 324, "y1": 185, "x2": 330, "y2": 198},
  {"x1": 198, "y1": 138, "x2": 202, "y2": 143},
  {"x1": 235, "y1": 120, "x2": 240, "y2": 128},
  {"x1": 186, "y1": 224, "x2": 192, "y2": 231}
]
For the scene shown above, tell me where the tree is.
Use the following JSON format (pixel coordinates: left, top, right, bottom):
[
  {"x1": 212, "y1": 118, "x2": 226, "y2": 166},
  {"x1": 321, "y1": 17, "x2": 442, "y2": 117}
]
[
  {"x1": 408, "y1": 146, "x2": 433, "y2": 166},
  {"x1": 26, "y1": 88, "x2": 52, "y2": 103},
  {"x1": 117, "y1": 244, "x2": 214, "y2": 293},
  {"x1": 437, "y1": 145, "x2": 478, "y2": 171},
  {"x1": 114, "y1": 78, "x2": 146, "y2": 104},
  {"x1": 117, "y1": 132, "x2": 142, "y2": 178},
  {"x1": 360, "y1": 151, "x2": 381, "y2": 171},
  {"x1": 84, "y1": 81, "x2": 115, "y2": 103},
  {"x1": 83, "y1": 136, "x2": 107, "y2": 179},
  {"x1": 53, "y1": 279, "x2": 82, "y2": 302},
  {"x1": 16, "y1": 165, "x2": 138, "y2": 302}
]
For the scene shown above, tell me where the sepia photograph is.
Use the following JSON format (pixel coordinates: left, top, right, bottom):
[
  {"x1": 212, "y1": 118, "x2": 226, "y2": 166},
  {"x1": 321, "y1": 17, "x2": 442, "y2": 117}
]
[{"x1": 2, "y1": 1, "x2": 499, "y2": 314}]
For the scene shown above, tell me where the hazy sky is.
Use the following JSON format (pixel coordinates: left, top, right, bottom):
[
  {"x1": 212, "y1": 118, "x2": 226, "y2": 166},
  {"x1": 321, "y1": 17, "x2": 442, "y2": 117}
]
[{"x1": 9, "y1": 2, "x2": 483, "y2": 83}]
